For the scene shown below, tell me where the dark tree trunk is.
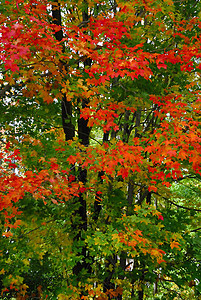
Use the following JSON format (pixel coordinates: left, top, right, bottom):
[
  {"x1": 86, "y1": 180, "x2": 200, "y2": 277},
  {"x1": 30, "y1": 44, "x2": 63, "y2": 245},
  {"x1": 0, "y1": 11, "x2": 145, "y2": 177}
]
[
  {"x1": 62, "y1": 94, "x2": 75, "y2": 141},
  {"x1": 72, "y1": 1, "x2": 92, "y2": 283},
  {"x1": 72, "y1": 166, "x2": 90, "y2": 279},
  {"x1": 52, "y1": 0, "x2": 91, "y2": 285},
  {"x1": 103, "y1": 255, "x2": 116, "y2": 297},
  {"x1": 138, "y1": 290, "x2": 144, "y2": 300},
  {"x1": 52, "y1": 0, "x2": 75, "y2": 142}
]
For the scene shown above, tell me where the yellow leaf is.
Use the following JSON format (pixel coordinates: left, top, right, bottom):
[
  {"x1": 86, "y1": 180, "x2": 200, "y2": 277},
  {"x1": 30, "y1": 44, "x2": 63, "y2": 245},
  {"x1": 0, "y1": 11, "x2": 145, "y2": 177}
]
[
  {"x1": 108, "y1": 264, "x2": 113, "y2": 272},
  {"x1": 112, "y1": 233, "x2": 120, "y2": 241},
  {"x1": 0, "y1": 268, "x2": 5, "y2": 275},
  {"x1": 58, "y1": 294, "x2": 69, "y2": 300},
  {"x1": 23, "y1": 259, "x2": 30, "y2": 266},
  {"x1": 134, "y1": 205, "x2": 141, "y2": 212}
]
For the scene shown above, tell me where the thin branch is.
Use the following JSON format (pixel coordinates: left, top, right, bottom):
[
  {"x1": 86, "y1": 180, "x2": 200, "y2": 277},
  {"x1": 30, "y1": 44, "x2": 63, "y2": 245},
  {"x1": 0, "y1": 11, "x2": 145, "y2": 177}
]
[
  {"x1": 172, "y1": 175, "x2": 198, "y2": 182},
  {"x1": 62, "y1": 124, "x2": 102, "y2": 145},
  {"x1": 0, "y1": 82, "x2": 25, "y2": 97},
  {"x1": 77, "y1": 3, "x2": 118, "y2": 28},
  {"x1": 159, "y1": 280, "x2": 185, "y2": 300},
  {"x1": 166, "y1": 198, "x2": 201, "y2": 212},
  {"x1": 190, "y1": 227, "x2": 201, "y2": 233},
  {"x1": 17, "y1": 219, "x2": 55, "y2": 239}
]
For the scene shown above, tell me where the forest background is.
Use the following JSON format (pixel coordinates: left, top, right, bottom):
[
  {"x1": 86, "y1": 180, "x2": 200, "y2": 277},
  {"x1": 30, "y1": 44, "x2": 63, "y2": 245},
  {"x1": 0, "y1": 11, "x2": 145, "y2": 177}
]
[{"x1": 0, "y1": 0, "x2": 201, "y2": 299}]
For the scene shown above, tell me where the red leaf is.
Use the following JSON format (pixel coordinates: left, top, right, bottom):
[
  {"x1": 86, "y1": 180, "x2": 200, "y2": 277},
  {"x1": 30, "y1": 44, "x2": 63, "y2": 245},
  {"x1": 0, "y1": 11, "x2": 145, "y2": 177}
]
[{"x1": 79, "y1": 187, "x2": 86, "y2": 193}]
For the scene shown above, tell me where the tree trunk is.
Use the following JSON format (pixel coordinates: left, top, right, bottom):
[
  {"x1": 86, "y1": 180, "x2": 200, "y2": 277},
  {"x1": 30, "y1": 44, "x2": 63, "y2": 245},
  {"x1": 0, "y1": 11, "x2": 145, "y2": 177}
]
[
  {"x1": 52, "y1": 0, "x2": 75, "y2": 142},
  {"x1": 52, "y1": 0, "x2": 91, "y2": 285},
  {"x1": 72, "y1": 1, "x2": 92, "y2": 283}
]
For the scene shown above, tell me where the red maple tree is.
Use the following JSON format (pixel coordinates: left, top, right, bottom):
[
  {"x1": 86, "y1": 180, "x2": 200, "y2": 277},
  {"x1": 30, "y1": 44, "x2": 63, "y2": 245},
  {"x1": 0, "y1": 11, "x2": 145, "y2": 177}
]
[{"x1": 0, "y1": 0, "x2": 201, "y2": 299}]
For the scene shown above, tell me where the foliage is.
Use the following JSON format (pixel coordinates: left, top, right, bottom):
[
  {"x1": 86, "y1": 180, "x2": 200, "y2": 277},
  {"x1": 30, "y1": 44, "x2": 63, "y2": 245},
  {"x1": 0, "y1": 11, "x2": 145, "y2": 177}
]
[{"x1": 0, "y1": 0, "x2": 201, "y2": 299}]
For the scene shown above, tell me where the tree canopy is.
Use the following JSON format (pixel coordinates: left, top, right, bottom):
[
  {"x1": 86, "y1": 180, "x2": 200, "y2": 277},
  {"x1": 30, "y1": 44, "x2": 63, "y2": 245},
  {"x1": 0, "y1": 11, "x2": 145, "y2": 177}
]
[{"x1": 0, "y1": 0, "x2": 201, "y2": 299}]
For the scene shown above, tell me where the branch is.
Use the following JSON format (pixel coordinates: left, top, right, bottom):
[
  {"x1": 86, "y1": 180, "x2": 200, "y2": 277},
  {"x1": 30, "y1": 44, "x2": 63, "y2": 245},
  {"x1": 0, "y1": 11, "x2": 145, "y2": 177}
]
[
  {"x1": 77, "y1": 3, "x2": 118, "y2": 28},
  {"x1": 166, "y1": 199, "x2": 201, "y2": 212},
  {"x1": 172, "y1": 175, "x2": 198, "y2": 182},
  {"x1": 159, "y1": 280, "x2": 185, "y2": 300},
  {"x1": 0, "y1": 82, "x2": 25, "y2": 98},
  {"x1": 17, "y1": 219, "x2": 55, "y2": 239},
  {"x1": 62, "y1": 124, "x2": 102, "y2": 145},
  {"x1": 154, "y1": 190, "x2": 201, "y2": 212},
  {"x1": 190, "y1": 227, "x2": 201, "y2": 233}
]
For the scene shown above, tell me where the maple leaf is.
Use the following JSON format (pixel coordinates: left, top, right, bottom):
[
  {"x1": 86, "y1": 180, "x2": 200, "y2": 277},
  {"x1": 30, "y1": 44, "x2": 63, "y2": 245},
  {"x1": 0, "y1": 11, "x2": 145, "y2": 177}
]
[
  {"x1": 170, "y1": 241, "x2": 180, "y2": 250},
  {"x1": 79, "y1": 187, "x2": 86, "y2": 193},
  {"x1": 148, "y1": 186, "x2": 157, "y2": 192},
  {"x1": 0, "y1": 269, "x2": 5, "y2": 275},
  {"x1": 2, "y1": 231, "x2": 13, "y2": 238},
  {"x1": 158, "y1": 215, "x2": 164, "y2": 221}
]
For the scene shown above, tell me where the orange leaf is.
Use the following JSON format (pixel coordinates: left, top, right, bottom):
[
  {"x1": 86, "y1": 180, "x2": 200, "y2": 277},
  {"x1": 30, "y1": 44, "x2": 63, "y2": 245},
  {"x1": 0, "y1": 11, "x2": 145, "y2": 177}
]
[{"x1": 170, "y1": 241, "x2": 180, "y2": 249}]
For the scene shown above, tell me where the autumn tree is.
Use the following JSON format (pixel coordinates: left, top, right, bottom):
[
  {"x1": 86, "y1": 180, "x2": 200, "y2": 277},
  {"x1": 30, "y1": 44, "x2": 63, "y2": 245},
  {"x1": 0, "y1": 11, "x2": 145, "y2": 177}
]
[{"x1": 0, "y1": 0, "x2": 201, "y2": 299}]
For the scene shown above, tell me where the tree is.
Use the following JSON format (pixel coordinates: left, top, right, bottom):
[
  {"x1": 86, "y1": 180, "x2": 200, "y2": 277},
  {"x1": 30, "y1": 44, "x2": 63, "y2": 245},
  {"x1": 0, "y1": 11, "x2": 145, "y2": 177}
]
[{"x1": 0, "y1": 0, "x2": 201, "y2": 299}]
